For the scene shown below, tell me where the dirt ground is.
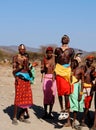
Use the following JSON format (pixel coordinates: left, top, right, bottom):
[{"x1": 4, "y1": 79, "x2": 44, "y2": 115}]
[{"x1": 0, "y1": 64, "x2": 95, "y2": 130}]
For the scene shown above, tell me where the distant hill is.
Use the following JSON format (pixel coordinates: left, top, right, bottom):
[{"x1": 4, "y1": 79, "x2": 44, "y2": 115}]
[
  {"x1": 0, "y1": 45, "x2": 95, "y2": 64},
  {"x1": 0, "y1": 45, "x2": 95, "y2": 58},
  {"x1": 0, "y1": 45, "x2": 41, "y2": 54}
]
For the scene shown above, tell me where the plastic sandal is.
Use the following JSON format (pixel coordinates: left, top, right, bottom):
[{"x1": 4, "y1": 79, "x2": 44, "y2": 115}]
[{"x1": 58, "y1": 111, "x2": 69, "y2": 120}]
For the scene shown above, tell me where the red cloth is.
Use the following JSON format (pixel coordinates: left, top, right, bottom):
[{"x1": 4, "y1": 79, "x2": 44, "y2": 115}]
[
  {"x1": 56, "y1": 75, "x2": 71, "y2": 96},
  {"x1": 14, "y1": 77, "x2": 33, "y2": 107},
  {"x1": 84, "y1": 96, "x2": 93, "y2": 109}
]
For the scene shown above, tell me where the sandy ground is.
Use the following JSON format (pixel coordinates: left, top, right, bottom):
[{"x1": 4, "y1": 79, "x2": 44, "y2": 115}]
[{"x1": 0, "y1": 64, "x2": 95, "y2": 130}]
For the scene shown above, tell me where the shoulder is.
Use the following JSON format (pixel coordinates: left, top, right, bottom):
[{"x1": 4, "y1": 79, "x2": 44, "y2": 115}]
[
  {"x1": 41, "y1": 56, "x2": 47, "y2": 63},
  {"x1": 64, "y1": 47, "x2": 75, "y2": 57},
  {"x1": 54, "y1": 47, "x2": 63, "y2": 55},
  {"x1": 13, "y1": 54, "x2": 18, "y2": 59},
  {"x1": 67, "y1": 48, "x2": 75, "y2": 53}
]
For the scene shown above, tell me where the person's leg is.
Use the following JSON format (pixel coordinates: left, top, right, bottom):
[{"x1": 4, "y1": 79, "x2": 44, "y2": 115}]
[
  {"x1": 48, "y1": 104, "x2": 54, "y2": 119},
  {"x1": 49, "y1": 104, "x2": 53, "y2": 115},
  {"x1": 73, "y1": 111, "x2": 77, "y2": 122},
  {"x1": 24, "y1": 108, "x2": 30, "y2": 119},
  {"x1": 44, "y1": 104, "x2": 48, "y2": 114},
  {"x1": 12, "y1": 105, "x2": 18, "y2": 125},
  {"x1": 19, "y1": 108, "x2": 31, "y2": 123},
  {"x1": 58, "y1": 96, "x2": 65, "y2": 120},
  {"x1": 42, "y1": 104, "x2": 48, "y2": 118},
  {"x1": 58, "y1": 96, "x2": 64, "y2": 111},
  {"x1": 64, "y1": 95, "x2": 71, "y2": 127},
  {"x1": 13, "y1": 105, "x2": 18, "y2": 118},
  {"x1": 72, "y1": 111, "x2": 77, "y2": 128},
  {"x1": 81, "y1": 108, "x2": 88, "y2": 126},
  {"x1": 65, "y1": 95, "x2": 70, "y2": 110},
  {"x1": 19, "y1": 108, "x2": 25, "y2": 119}
]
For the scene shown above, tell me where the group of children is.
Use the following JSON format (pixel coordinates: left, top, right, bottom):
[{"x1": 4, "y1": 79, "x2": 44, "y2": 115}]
[{"x1": 40, "y1": 35, "x2": 96, "y2": 130}]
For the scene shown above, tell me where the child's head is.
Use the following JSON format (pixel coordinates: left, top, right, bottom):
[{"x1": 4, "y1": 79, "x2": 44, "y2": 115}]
[{"x1": 46, "y1": 47, "x2": 53, "y2": 58}]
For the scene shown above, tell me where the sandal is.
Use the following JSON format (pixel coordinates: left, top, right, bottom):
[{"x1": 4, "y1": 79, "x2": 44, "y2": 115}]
[{"x1": 58, "y1": 111, "x2": 69, "y2": 120}]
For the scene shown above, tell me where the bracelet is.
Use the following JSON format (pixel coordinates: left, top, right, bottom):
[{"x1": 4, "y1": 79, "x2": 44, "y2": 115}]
[{"x1": 80, "y1": 91, "x2": 83, "y2": 95}]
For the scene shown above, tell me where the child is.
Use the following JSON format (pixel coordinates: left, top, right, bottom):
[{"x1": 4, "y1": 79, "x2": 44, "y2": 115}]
[{"x1": 41, "y1": 47, "x2": 57, "y2": 119}]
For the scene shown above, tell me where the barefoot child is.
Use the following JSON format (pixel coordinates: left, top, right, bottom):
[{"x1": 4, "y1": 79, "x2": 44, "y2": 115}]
[{"x1": 41, "y1": 47, "x2": 57, "y2": 119}]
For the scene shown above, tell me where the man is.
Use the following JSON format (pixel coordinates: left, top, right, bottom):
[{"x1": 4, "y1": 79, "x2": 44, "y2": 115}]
[
  {"x1": 81, "y1": 55, "x2": 95, "y2": 127},
  {"x1": 41, "y1": 47, "x2": 57, "y2": 119},
  {"x1": 12, "y1": 44, "x2": 33, "y2": 125},
  {"x1": 54, "y1": 35, "x2": 75, "y2": 126},
  {"x1": 69, "y1": 59, "x2": 85, "y2": 129}
]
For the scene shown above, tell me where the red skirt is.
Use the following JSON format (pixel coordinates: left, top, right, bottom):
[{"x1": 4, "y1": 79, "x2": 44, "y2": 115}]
[
  {"x1": 56, "y1": 75, "x2": 71, "y2": 96},
  {"x1": 14, "y1": 77, "x2": 33, "y2": 108}
]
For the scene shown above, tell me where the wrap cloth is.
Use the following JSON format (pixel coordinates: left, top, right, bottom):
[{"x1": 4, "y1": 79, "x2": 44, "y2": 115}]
[
  {"x1": 14, "y1": 77, "x2": 33, "y2": 108},
  {"x1": 69, "y1": 81, "x2": 84, "y2": 112},
  {"x1": 54, "y1": 63, "x2": 71, "y2": 96},
  {"x1": 42, "y1": 74, "x2": 57, "y2": 105}
]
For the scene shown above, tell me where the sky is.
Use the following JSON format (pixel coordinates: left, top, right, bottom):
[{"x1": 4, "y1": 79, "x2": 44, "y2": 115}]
[{"x1": 0, "y1": 0, "x2": 96, "y2": 52}]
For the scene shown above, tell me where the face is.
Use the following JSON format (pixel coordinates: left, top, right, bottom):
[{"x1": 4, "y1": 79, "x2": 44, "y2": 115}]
[
  {"x1": 19, "y1": 46, "x2": 26, "y2": 55},
  {"x1": 46, "y1": 50, "x2": 53, "y2": 58},
  {"x1": 71, "y1": 60, "x2": 78, "y2": 69},
  {"x1": 86, "y1": 59, "x2": 93, "y2": 66}
]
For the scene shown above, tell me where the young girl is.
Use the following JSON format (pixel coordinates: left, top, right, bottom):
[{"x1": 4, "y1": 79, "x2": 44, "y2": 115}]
[{"x1": 41, "y1": 47, "x2": 57, "y2": 119}]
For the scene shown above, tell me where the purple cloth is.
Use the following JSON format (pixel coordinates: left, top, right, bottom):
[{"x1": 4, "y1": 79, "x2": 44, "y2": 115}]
[{"x1": 42, "y1": 74, "x2": 57, "y2": 105}]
